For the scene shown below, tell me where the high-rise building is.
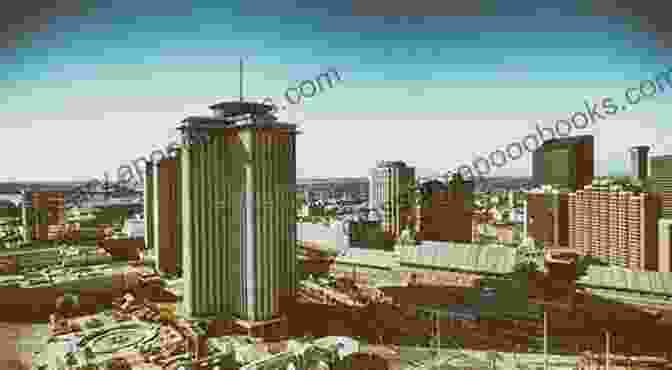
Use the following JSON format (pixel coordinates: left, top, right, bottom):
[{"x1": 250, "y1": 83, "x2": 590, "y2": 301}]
[
  {"x1": 650, "y1": 154, "x2": 672, "y2": 219},
  {"x1": 658, "y1": 219, "x2": 672, "y2": 272},
  {"x1": 628, "y1": 145, "x2": 650, "y2": 182},
  {"x1": 152, "y1": 157, "x2": 182, "y2": 275},
  {"x1": 144, "y1": 165, "x2": 154, "y2": 253},
  {"x1": 179, "y1": 101, "x2": 298, "y2": 322},
  {"x1": 377, "y1": 161, "x2": 415, "y2": 238},
  {"x1": 414, "y1": 179, "x2": 473, "y2": 242},
  {"x1": 532, "y1": 135, "x2": 594, "y2": 191},
  {"x1": 525, "y1": 189, "x2": 569, "y2": 248},
  {"x1": 568, "y1": 181, "x2": 659, "y2": 270}
]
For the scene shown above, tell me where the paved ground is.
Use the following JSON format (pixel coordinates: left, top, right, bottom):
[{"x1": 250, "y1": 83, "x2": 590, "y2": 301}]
[{"x1": 0, "y1": 322, "x2": 46, "y2": 370}]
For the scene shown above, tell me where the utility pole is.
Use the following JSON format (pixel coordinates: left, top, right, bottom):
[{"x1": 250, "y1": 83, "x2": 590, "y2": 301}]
[
  {"x1": 436, "y1": 311, "x2": 440, "y2": 358},
  {"x1": 605, "y1": 330, "x2": 610, "y2": 370},
  {"x1": 544, "y1": 309, "x2": 548, "y2": 370}
]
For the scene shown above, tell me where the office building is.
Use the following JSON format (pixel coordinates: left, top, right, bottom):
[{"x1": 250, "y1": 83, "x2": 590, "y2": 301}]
[
  {"x1": 532, "y1": 135, "x2": 594, "y2": 191},
  {"x1": 568, "y1": 180, "x2": 659, "y2": 270},
  {"x1": 297, "y1": 178, "x2": 368, "y2": 203},
  {"x1": 629, "y1": 146, "x2": 650, "y2": 182},
  {"x1": 414, "y1": 178, "x2": 473, "y2": 242},
  {"x1": 658, "y1": 219, "x2": 672, "y2": 272},
  {"x1": 377, "y1": 161, "x2": 415, "y2": 238},
  {"x1": 525, "y1": 189, "x2": 569, "y2": 248},
  {"x1": 650, "y1": 154, "x2": 672, "y2": 219},
  {"x1": 20, "y1": 191, "x2": 66, "y2": 242},
  {"x1": 144, "y1": 165, "x2": 154, "y2": 253},
  {"x1": 152, "y1": 157, "x2": 182, "y2": 275},
  {"x1": 180, "y1": 101, "x2": 298, "y2": 322}
]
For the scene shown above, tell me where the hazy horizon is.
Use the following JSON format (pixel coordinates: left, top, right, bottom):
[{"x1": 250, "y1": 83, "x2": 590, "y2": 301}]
[{"x1": 2, "y1": 2, "x2": 671, "y2": 183}]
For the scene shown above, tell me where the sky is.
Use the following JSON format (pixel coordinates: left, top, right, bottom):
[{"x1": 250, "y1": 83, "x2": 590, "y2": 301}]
[{"x1": 2, "y1": 0, "x2": 672, "y2": 184}]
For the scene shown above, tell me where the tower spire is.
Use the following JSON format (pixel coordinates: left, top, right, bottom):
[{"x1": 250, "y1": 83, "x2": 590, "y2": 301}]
[{"x1": 240, "y1": 57, "x2": 244, "y2": 102}]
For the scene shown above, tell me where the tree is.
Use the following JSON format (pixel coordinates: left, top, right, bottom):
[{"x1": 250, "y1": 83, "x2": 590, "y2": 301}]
[
  {"x1": 83, "y1": 346, "x2": 95, "y2": 367},
  {"x1": 56, "y1": 293, "x2": 80, "y2": 316}
]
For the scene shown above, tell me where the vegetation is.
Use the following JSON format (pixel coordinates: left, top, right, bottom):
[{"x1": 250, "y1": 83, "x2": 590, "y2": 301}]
[
  {"x1": 591, "y1": 175, "x2": 651, "y2": 193},
  {"x1": 55, "y1": 292, "x2": 81, "y2": 315},
  {"x1": 84, "y1": 317, "x2": 104, "y2": 329},
  {"x1": 574, "y1": 254, "x2": 610, "y2": 279},
  {"x1": 396, "y1": 225, "x2": 417, "y2": 247}
]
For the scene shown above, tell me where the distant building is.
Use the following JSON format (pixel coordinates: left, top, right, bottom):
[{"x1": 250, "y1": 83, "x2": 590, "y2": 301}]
[
  {"x1": 298, "y1": 178, "x2": 368, "y2": 203},
  {"x1": 150, "y1": 157, "x2": 181, "y2": 276},
  {"x1": 650, "y1": 154, "x2": 672, "y2": 219},
  {"x1": 525, "y1": 189, "x2": 569, "y2": 248},
  {"x1": 532, "y1": 135, "x2": 594, "y2": 191},
  {"x1": 20, "y1": 191, "x2": 65, "y2": 242},
  {"x1": 658, "y1": 218, "x2": 672, "y2": 272},
  {"x1": 414, "y1": 177, "x2": 473, "y2": 243},
  {"x1": 569, "y1": 181, "x2": 659, "y2": 270},
  {"x1": 373, "y1": 161, "x2": 415, "y2": 239},
  {"x1": 628, "y1": 145, "x2": 650, "y2": 182}
]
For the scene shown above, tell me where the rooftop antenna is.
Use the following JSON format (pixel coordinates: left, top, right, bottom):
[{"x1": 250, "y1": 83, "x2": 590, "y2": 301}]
[{"x1": 240, "y1": 57, "x2": 244, "y2": 102}]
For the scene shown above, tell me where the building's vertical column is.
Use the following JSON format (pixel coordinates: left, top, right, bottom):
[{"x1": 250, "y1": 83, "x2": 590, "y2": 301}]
[
  {"x1": 175, "y1": 150, "x2": 183, "y2": 275},
  {"x1": 225, "y1": 130, "x2": 240, "y2": 316},
  {"x1": 255, "y1": 129, "x2": 266, "y2": 320},
  {"x1": 210, "y1": 131, "x2": 223, "y2": 315},
  {"x1": 243, "y1": 129, "x2": 257, "y2": 321},
  {"x1": 289, "y1": 130, "x2": 298, "y2": 304},
  {"x1": 196, "y1": 134, "x2": 211, "y2": 314},
  {"x1": 144, "y1": 165, "x2": 154, "y2": 253},
  {"x1": 181, "y1": 134, "x2": 195, "y2": 317},
  {"x1": 153, "y1": 161, "x2": 161, "y2": 271},
  {"x1": 21, "y1": 191, "x2": 33, "y2": 242}
]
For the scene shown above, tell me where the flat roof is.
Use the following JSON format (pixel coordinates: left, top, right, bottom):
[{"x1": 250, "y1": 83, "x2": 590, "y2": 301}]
[
  {"x1": 177, "y1": 117, "x2": 300, "y2": 133},
  {"x1": 207, "y1": 101, "x2": 274, "y2": 116}
]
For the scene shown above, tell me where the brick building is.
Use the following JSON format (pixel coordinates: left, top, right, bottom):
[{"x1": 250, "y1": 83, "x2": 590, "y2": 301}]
[
  {"x1": 526, "y1": 190, "x2": 569, "y2": 248},
  {"x1": 415, "y1": 190, "x2": 472, "y2": 242},
  {"x1": 568, "y1": 187, "x2": 659, "y2": 270}
]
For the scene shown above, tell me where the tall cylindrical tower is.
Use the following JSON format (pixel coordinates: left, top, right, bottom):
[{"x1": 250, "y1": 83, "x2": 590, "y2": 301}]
[{"x1": 179, "y1": 101, "x2": 299, "y2": 321}]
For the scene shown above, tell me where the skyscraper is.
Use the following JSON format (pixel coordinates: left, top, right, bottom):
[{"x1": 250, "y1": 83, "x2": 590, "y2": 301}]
[
  {"x1": 379, "y1": 161, "x2": 415, "y2": 238},
  {"x1": 179, "y1": 101, "x2": 298, "y2": 322},
  {"x1": 569, "y1": 181, "x2": 659, "y2": 270},
  {"x1": 153, "y1": 157, "x2": 181, "y2": 275},
  {"x1": 532, "y1": 135, "x2": 594, "y2": 191},
  {"x1": 650, "y1": 154, "x2": 672, "y2": 219}
]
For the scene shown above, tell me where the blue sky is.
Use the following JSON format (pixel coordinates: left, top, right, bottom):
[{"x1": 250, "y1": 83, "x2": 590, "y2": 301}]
[{"x1": 2, "y1": 0, "x2": 672, "y2": 182}]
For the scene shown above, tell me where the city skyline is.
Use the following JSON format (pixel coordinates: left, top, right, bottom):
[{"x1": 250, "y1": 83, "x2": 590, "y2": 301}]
[{"x1": 3, "y1": 1, "x2": 672, "y2": 182}]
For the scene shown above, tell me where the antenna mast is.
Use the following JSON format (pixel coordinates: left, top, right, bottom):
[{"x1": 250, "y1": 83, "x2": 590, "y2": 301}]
[{"x1": 240, "y1": 57, "x2": 244, "y2": 102}]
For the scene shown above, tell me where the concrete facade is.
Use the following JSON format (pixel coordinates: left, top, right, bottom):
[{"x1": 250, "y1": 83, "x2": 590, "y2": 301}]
[
  {"x1": 658, "y1": 218, "x2": 672, "y2": 272},
  {"x1": 378, "y1": 162, "x2": 415, "y2": 239},
  {"x1": 569, "y1": 188, "x2": 659, "y2": 270},
  {"x1": 153, "y1": 157, "x2": 181, "y2": 275},
  {"x1": 650, "y1": 155, "x2": 672, "y2": 219},
  {"x1": 180, "y1": 102, "x2": 298, "y2": 322},
  {"x1": 532, "y1": 135, "x2": 594, "y2": 191}
]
